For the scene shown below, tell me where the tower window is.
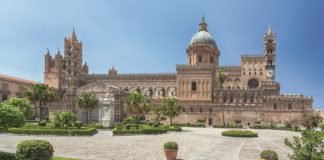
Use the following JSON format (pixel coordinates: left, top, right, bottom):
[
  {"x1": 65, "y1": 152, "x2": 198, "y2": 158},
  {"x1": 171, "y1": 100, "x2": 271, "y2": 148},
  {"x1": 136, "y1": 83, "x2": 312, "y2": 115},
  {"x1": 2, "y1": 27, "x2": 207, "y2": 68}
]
[
  {"x1": 198, "y1": 55, "x2": 202, "y2": 63},
  {"x1": 191, "y1": 82, "x2": 197, "y2": 91},
  {"x1": 210, "y1": 56, "x2": 213, "y2": 63}
]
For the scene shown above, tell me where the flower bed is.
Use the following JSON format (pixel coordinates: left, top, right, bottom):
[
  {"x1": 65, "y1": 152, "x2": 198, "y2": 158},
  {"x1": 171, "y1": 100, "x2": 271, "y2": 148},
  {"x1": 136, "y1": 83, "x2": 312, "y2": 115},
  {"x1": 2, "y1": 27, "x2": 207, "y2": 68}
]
[
  {"x1": 8, "y1": 127, "x2": 97, "y2": 136},
  {"x1": 221, "y1": 130, "x2": 258, "y2": 138}
]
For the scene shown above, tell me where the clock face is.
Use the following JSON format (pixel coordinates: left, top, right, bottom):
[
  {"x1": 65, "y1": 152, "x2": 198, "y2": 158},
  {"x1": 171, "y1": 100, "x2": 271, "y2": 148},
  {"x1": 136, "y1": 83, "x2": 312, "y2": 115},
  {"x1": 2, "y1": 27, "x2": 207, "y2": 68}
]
[{"x1": 266, "y1": 69, "x2": 274, "y2": 78}]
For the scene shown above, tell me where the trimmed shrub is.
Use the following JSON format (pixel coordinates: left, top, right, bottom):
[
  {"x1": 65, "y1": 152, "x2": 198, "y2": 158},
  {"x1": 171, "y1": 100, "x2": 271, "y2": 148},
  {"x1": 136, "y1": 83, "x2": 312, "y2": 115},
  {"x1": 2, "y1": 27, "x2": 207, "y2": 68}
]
[
  {"x1": 38, "y1": 120, "x2": 47, "y2": 126},
  {"x1": 197, "y1": 118, "x2": 205, "y2": 123},
  {"x1": 166, "y1": 126, "x2": 182, "y2": 132},
  {"x1": 0, "y1": 151, "x2": 16, "y2": 160},
  {"x1": 16, "y1": 140, "x2": 54, "y2": 160},
  {"x1": 125, "y1": 124, "x2": 131, "y2": 130},
  {"x1": 251, "y1": 124, "x2": 269, "y2": 129},
  {"x1": 234, "y1": 120, "x2": 241, "y2": 124},
  {"x1": 8, "y1": 127, "x2": 97, "y2": 136},
  {"x1": 123, "y1": 116, "x2": 136, "y2": 124},
  {"x1": 255, "y1": 121, "x2": 261, "y2": 124},
  {"x1": 172, "y1": 123, "x2": 205, "y2": 128},
  {"x1": 260, "y1": 150, "x2": 279, "y2": 160},
  {"x1": 0, "y1": 104, "x2": 25, "y2": 129},
  {"x1": 164, "y1": 141, "x2": 178, "y2": 149},
  {"x1": 75, "y1": 121, "x2": 83, "y2": 129},
  {"x1": 221, "y1": 130, "x2": 258, "y2": 138}
]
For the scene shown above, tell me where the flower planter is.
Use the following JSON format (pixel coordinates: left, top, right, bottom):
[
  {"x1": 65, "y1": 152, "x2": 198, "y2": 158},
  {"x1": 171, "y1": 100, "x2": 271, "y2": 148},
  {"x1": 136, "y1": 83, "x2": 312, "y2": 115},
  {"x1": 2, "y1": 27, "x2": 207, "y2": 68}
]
[{"x1": 164, "y1": 149, "x2": 178, "y2": 160}]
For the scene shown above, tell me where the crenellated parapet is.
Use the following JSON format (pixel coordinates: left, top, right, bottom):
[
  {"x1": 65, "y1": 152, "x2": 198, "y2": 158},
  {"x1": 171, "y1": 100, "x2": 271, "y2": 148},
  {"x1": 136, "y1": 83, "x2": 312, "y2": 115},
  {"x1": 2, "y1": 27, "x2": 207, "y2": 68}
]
[
  {"x1": 265, "y1": 94, "x2": 313, "y2": 101},
  {"x1": 241, "y1": 54, "x2": 264, "y2": 64}
]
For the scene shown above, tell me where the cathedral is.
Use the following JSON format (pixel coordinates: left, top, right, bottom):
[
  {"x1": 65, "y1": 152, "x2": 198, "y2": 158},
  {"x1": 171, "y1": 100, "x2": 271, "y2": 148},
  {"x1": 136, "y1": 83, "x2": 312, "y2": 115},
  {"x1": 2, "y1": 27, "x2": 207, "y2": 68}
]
[{"x1": 44, "y1": 17, "x2": 313, "y2": 127}]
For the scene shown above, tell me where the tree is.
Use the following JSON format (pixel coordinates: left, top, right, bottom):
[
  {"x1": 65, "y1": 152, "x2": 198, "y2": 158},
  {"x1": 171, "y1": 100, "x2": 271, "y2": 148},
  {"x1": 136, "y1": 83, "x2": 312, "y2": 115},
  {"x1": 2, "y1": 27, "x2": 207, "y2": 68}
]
[
  {"x1": 216, "y1": 68, "x2": 227, "y2": 126},
  {"x1": 152, "y1": 104, "x2": 164, "y2": 125},
  {"x1": 3, "y1": 98, "x2": 33, "y2": 120},
  {"x1": 24, "y1": 84, "x2": 55, "y2": 120},
  {"x1": 124, "y1": 91, "x2": 151, "y2": 129},
  {"x1": 75, "y1": 92, "x2": 99, "y2": 123},
  {"x1": 0, "y1": 103, "x2": 25, "y2": 128},
  {"x1": 304, "y1": 112, "x2": 323, "y2": 129},
  {"x1": 52, "y1": 112, "x2": 77, "y2": 128},
  {"x1": 319, "y1": 122, "x2": 324, "y2": 133},
  {"x1": 284, "y1": 130, "x2": 324, "y2": 160},
  {"x1": 161, "y1": 98, "x2": 181, "y2": 126}
]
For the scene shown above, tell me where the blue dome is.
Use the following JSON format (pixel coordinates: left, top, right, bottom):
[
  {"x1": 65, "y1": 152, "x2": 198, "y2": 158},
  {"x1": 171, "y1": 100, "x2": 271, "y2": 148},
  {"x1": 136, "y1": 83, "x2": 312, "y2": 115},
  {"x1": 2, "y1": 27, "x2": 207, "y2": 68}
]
[{"x1": 189, "y1": 31, "x2": 216, "y2": 46}]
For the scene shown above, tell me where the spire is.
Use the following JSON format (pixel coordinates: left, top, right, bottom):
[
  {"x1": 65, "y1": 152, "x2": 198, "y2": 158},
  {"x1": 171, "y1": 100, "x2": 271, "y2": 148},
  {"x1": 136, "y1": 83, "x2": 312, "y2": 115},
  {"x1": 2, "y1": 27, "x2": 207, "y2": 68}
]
[
  {"x1": 71, "y1": 27, "x2": 78, "y2": 41},
  {"x1": 56, "y1": 48, "x2": 61, "y2": 55},
  {"x1": 46, "y1": 48, "x2": 50, "y2": 55},
  {"x1": 199, "y1": 16, "x2": 208, "y2": 31},
  {"x1": 266, "y1": 24, "x2": 273, "y2": 35}
]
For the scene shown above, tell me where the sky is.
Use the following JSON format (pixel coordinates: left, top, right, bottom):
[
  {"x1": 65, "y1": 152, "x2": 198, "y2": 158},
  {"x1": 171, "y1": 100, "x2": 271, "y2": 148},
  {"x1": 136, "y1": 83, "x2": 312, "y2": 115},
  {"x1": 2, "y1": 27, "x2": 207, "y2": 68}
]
[{"x1": 0, "y1": 0, "x2": 323, "y2": 109}]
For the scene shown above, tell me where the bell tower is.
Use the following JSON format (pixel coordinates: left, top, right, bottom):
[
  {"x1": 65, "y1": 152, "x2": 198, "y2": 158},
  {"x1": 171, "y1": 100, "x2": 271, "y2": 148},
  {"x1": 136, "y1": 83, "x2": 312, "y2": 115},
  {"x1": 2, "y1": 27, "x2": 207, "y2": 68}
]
[
  {"x1": 64, "y1": 28, "x2": 83, "y2": 89},
  {"x1": 264, "y1": 25, "x2": 276, "y2": 81}
]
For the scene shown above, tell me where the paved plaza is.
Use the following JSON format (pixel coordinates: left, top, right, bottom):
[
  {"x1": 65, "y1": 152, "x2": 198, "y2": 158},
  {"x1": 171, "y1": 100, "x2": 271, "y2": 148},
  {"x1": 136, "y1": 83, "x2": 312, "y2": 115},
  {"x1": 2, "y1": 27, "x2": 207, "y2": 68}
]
[{"x1": 0, "y1": 128, "x2": 299, "y2": 160}]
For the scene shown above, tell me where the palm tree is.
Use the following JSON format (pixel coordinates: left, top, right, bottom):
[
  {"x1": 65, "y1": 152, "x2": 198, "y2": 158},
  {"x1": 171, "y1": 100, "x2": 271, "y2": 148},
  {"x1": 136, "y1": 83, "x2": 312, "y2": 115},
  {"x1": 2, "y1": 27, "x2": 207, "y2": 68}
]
[
  {"x1": 25, "y1": 84, "x2": 55, "y2": 120},
  {"x1": 216, "y1": 68, "x2": 227, "y2": 126},
  {"x1": 124, "y1": 91, "x2": 150, "y2": 129},
  {"x1": 161, "y1": 98, "x2": 181, "y2": 126},
  {"x1": 75, "y1": 92, "x2": 99, "y2": 123}
]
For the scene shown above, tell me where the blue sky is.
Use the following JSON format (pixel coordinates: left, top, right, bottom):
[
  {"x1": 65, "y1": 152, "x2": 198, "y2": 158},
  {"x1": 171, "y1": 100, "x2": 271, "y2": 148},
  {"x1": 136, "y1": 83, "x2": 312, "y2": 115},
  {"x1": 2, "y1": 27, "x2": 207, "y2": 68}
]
[{"x1": 0, "y1": 0, "x2": 323, "y2": 108}]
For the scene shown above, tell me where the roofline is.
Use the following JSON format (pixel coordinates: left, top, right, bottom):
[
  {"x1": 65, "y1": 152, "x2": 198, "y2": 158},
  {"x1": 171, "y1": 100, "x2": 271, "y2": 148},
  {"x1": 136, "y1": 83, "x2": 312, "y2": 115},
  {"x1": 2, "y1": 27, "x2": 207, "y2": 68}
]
[{"x1": 0, "y1": 74, "x2": 39, "y2": 85}]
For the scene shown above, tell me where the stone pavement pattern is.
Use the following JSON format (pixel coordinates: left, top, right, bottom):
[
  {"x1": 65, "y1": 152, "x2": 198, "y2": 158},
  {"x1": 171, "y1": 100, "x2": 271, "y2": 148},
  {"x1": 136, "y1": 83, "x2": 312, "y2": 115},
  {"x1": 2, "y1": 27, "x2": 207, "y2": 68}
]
[{"x1": 0, "y1": 128, "x2": 299, "y2": 160}]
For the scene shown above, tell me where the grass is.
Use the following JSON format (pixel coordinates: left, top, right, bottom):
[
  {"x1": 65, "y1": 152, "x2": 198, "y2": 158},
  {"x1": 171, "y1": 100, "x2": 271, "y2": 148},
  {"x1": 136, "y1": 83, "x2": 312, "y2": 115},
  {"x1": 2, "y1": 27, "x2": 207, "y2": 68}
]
[{"x1": 221, "y1": 130, "x2": 258, "y2": 138}]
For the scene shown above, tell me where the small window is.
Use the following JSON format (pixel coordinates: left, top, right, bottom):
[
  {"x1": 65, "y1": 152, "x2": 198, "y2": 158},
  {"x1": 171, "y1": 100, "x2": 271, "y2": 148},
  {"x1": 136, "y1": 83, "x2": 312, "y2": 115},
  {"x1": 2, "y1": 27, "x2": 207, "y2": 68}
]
[
  {"x1": 198, "y1": 55, "x2": 202, "y2": 63},
  {"x1": 190, "y1": 108, "x2": 193, "y2": 113},
  {"x1": 210, "y1": 56, "x2": 213, "y2": 63},
  {"x1": 209, "y1": 108, "x2": 212, "y2": 113},
  {"x1": 288, "y1": 104, "x2": 292, "y2": 110},
  {"x1": 274, "y1": 104, "x2": 277, "y2": 110},
  {"x1": 192, "y1": 82, "x2": 197, "y2": 91},
  {"x1": 200, "y1": 108, "x2": 202, "y2": 113}
]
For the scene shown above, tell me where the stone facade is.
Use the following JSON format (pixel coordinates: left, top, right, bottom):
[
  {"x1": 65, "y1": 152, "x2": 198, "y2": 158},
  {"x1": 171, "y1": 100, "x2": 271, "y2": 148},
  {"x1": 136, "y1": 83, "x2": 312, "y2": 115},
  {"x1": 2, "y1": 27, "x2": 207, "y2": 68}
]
[
  {"x1": 44, "y1": 17, "x2": 313, "y2": 126},
  {"x1": 0, "y1": 74, "x2": 38, "y2": 102}
]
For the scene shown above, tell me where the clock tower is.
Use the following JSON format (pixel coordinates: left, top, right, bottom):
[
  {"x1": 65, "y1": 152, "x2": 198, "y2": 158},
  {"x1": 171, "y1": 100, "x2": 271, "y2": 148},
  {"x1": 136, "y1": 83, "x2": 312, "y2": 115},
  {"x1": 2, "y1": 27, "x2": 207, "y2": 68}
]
[{"x1": 264, "y1": 25, "x2": 276, "y2": 81}]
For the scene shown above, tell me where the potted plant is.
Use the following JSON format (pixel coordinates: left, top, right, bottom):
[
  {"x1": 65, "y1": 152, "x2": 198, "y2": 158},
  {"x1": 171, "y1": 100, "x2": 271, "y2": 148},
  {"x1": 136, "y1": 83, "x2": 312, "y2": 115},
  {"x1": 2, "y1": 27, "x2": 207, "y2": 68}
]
[{"x1": 164, "y1": 141, "x2": 178, "y2": 160}]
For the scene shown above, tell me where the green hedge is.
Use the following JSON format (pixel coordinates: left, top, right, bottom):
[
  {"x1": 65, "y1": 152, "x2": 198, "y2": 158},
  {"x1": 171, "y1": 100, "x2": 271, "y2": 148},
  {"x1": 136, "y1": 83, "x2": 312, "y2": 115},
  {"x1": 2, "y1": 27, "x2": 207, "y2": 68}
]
[
  {"x1": 213, "y1": 124, "x2": 243, "y2": 128},
  {"x1": 112, "y1": 125, "x2": 167, "y2": 135},
  {"x1": 221, "y1": 130, "x2": 258, "y2": 138},
  {"x1": 172, "y1": 123, "x2": 205, "y2": 128},
  {"x1": 0, "y1": 151, "x2": 16, "y2": 160},
  {"x1": 16, "y1": 140, "x2": 54, "y2": 160},
  {"x1": 0, "y1": 151, "x2": 79, "y2": 160},
  {"x1": 8, "y1": 127, "x2": 97, "y2": 136},
  {"x1": 251, "y1": 124, "x2": 269, "y2": 129},
  {"x1": 165, "y1": 126, "x2": 182, "y2": 132},
  {"x1": 260, "y1": 150, "x2": 279, "y2": 160}
]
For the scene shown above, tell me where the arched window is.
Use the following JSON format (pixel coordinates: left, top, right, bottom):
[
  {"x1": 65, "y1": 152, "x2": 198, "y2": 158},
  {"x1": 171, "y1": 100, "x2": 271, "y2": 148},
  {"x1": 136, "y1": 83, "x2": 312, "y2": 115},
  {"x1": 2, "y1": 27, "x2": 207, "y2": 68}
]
[
  {"x1": 210, "y1": 56, "x2": 213, "y2": 63},
  {"x1": 250, "y1": 96, "x2": 254, "y2": 103},
  {"x1": 190, "y1": 108, "x2": 193, "y2": 113},
  {"x1": 182, "y1": 108, "x2": 186, "y2": 112},
  {"x1": 244, "y1": 96, "x2": 248, "y2": 103},
  {"x1": 230, "y1": 96, "x2": 234, "y2": 103},
  {"x1": 288, "y1": 104, "x2": 292, "y2": 110},
  {"x1": 274, "y1": 103, "x2": 277, "y2": 110},
  {"x1": 209, "y1": 108, "x2": 212, "y2": 113},
  {"x1": 198, "y1": 55, "x2": 202, "y2": 63},
  {"x1": 189, "y1": 58, "x2": 192, "y2": 64},
  {"x1": 223, "y1": 96, "x2": 227, "y2": 103},
  {"x1": 191, "y1": 82, "x2": 197, "y2": 91},
  {"x1": 200, "y1": 108, "x2": 202, "y2": 113}
]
